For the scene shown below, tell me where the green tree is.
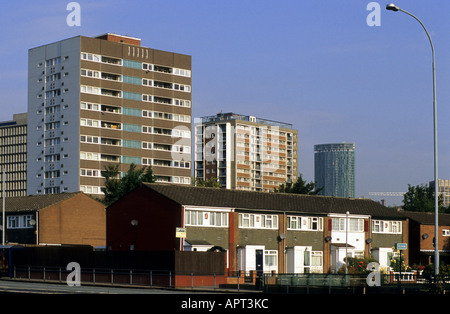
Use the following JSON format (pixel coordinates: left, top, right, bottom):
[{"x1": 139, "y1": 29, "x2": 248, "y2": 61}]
[
  {"x1": 274, "y1": 174, "x2": 323, "y2": 195},
  {"x1": 192, "y1": 177, "x2": 222, "y2": 188},
  {"x1": 101, "y1": 163, "x2": 156, "y2": 206},
  {"x1": 402, "y1": 183, "x2": 444, "y2": 212}
]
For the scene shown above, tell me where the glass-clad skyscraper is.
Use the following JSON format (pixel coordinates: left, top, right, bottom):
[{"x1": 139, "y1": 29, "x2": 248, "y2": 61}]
[{"x1": 314, "y1": 143, "x2": 355, "y2": 198}]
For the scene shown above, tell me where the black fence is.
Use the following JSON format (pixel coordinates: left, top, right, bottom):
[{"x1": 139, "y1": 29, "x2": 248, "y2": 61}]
[
  {"x1": 1, "y1": 246, "x2": 226, "y2": 279},
  {"x1": 12, "y1": 266, "x2": 177, "y2": 288},
  {"x1": 262, "y1": 272, "x2": 450, "y2": 294}
]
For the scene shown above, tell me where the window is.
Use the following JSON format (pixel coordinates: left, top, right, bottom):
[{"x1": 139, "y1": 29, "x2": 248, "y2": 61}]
[
  {"x1": 80, "y1": 185, "x2": 103, "y2": 195},
  {"x1": 142, "y1": 94, "x2": 152, "y2": 102},
  {"x1": 332, "y1": 218, "x2": 364, "y2": 232},
  {"x1": 173, "y1": 114, "x2": 191, "y2": 123},
  {"x1": 173, "y1": 68, "x2": 191, "y2": 77},
  {"x1": 311, "y1": 252, "x2": 323, "y2": 270},
  {"x1": 173, "y1": 83, "x2": 191, "y2": 93},
  {"x1": 80, "y1": 135, "x2": 99, "y2": 144},
  {"x1": 142, "y1": 158, "x2": 151, "y2": 165},
  {"x1": 81, "y1": 53, "x2": 101, "y2": 62},
  {"x1": 80, "y1": 85, "x2": 100, "y2": 95},
  {"x1": 142, "y1": 63, "x2": 152, "y2": 71},
  {"x1": 349, "y1": 218, "x2": 364, "y2": 232},
  {"x1": 238, "y1": 213, "x2": 278, "y2": 229},
  {"x1": 173, "y1": 176, "x2": 191, "y2": 185},
  {"x1": 372, "y1": 220, "x2": 402, "y2": 234},
  {"x1": 80, "y1": 152, "x2": 100, "y2": 161},
  {"x1": 81, "y1": 69, "x2": 100, "y2": 78},
  {"x1": 142, "y1": 79, "x2": 152, "y2": 86},
  {"x1": 443, "y1": 230, "x2": 450, "y2": 237},
  {"x1": 264, "y1": 250, "x2": 278, "y2": 271},
  {"x1": 172, "y1": 129, "x2": 191, "y2": 139},
  {"x1": 80, "y1": 119, "x2": 100, "y2": 128},
  {"x1": 173, "y1": 161, "x2": 190, "y2": 169},
  {"x1": 287, "y1": 216, "x2": 323, "y2": 231},
  {"x1": 185, "y1": 210, "x2": 228, "y2": 227},
  {"x1": 80, "y1": 169, "x2": 101, "y2": 177},
  {"x1": 7, "y1": 215, "x2": 34, "y2": 229},
  {"x1": 174, "y1": 99, "x2": 191, "y2": 108},
  {"x1": 332, "y1": 218, "x2": 346, "y2": 231}
]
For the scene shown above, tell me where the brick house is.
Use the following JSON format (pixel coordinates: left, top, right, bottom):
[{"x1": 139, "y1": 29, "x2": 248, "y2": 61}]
[
  {"x1": 401, "y1": 211, "x2": 450, "y2": 266},
  {"x1": 106, "y1": 183, "x2": 409, "y2": 274},
  {"x1": 1, "y1": 192, "x2": 106, "y2": 247}
]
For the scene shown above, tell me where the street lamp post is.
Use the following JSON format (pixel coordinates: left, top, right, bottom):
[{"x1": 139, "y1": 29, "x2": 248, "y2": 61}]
[
  {"x1": 345, "y1": 211, "x2": 349, "y2": 275},
  {"x1": 386, "y1": 4, "x2": 439, "y2": 277}
]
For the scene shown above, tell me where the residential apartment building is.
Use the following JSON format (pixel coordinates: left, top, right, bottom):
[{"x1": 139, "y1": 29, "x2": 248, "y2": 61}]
[
  {"x1": 430, "y1": 179, "x2": 450, "y2": 207},
  {"x1": 27, "y1": 34, "x2": 192, "y2": 196},
  {"x1": 195, "y1": 112, "x2": 298, "y2": 192},
  {"x1": 106, "y1": 183, "x2": 409, "y2": 274},
  {"x1": 0, "y1": 113, "x2": 27, "y2": 197},
  {"x1": 314, "y1": 142, "x2": 356, "y2": 198}
]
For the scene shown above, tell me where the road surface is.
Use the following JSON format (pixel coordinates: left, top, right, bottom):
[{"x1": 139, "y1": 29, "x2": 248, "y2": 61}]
[{"x1": 0, "y1": 279, "x2": 215, "y2": 294}]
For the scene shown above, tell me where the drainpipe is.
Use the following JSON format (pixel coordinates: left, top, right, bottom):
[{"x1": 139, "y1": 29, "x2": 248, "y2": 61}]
[
  {"x1": 180, "y1": 206, "x2": 185, "y2": 251},
  {"x1": 283, "y1": 212, "x2": 286, "y2": 273},
  {"x1": 36, "y1": 211, "x2": 39, "y2": 245}
]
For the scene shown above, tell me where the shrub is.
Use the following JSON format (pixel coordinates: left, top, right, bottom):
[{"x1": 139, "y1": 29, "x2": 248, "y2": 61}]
[{"x1": 339, "y1": 257, "x2": 379, "y2": 274}]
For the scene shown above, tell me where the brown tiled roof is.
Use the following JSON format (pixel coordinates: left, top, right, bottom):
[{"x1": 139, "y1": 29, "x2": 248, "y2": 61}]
[
  {"x1": 143, "y1": 183, "x2": 405, "y2": 219},
  {"x1": 400, "y1": 211, "x2": 450, "y2": 226},
  {"x1": 0, "y1": 192, "x2": 81, "y2": 213}
]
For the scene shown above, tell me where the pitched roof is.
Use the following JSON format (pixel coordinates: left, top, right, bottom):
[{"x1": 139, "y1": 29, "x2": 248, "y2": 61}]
[
  {"x1": 0, "y1": 192, "x2": 82, "y2": 213},
  {"x1": 142, "y1": 183, "x2": 405, "y2": 219},
  {"x1": 400, "y1": 211, "x2": 450, "y2": 226}
]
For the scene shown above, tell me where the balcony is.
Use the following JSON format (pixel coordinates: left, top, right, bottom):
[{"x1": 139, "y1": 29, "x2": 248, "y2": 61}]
[{"x1": 101, "y1": 121, "x2": 121, "y2": 130}]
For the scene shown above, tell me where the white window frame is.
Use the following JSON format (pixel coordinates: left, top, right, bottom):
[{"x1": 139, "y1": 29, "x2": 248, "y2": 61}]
[
  {"x1": 7, "y1": 215, "x2": 34, "y2": 229},
  {"x1": 264, "y1": 250, "x2": 278, "y2": 273},
  {"x1": 332, "y1": 217, "x2": 364, "y2": 232},
  {"x1": 372, "y1": 220, "x2": 402, "y2": 234},
  {"x1": 238, "y1": 213, "x2": 278, "y2": 230},
  {"x1": 184, "y1": 209, "x2": 228, "y2": 228},
  {"x1": 287, "y1": 216, "x2": 323, "y2": 231}
]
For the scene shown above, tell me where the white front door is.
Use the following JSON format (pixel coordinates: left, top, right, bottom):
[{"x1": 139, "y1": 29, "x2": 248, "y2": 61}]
[{"x1": 237, "y1": 245, "x2": 265, "y2": 273}]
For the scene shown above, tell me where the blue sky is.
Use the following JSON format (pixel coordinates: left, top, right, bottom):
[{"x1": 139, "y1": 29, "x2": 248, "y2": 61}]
[{"x1": 1, "y1": 0, "x2": 449, "y2": 205}]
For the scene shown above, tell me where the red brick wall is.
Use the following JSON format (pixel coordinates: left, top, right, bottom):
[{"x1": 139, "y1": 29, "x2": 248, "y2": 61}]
[
  {"x1": 106, "y1": 186, "x2": 181, "y2": 251},
  {"x1": 98, "y1": 33, "x2": 141, "y2": 46},
  {"x1": 420, "y1": 224, "x2": 450, "y2": 252},
  {"x1": 38, "y1": 193, "x2": 106, "y2": 247}
]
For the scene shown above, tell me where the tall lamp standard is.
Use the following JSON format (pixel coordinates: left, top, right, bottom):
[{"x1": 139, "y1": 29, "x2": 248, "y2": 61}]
[{"x1": 386, "y1": 4, "x2": 439, "y2": 277}]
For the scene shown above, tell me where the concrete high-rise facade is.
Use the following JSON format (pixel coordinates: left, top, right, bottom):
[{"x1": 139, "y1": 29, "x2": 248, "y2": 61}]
[
  {"x1": 27, "y1": 34, "x2": 192, "y2": 196},
  {"x1": 195, "y1": 112, "x2": 298, "y2": 192},
  {"x1": 314, "y1": 143, "x2": 355, "y2": 198},
  {"x1": 0, "y1": 113, "x2": 27, "y2": 197},
  {"x1": 430, "y1": 179, "x2": 450, "y2": 208}
]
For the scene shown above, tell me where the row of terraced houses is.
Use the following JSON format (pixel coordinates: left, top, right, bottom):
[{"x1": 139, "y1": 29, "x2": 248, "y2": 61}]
[{"x1": 2, "y1": 183, "x2": 450, "y2": 276}]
